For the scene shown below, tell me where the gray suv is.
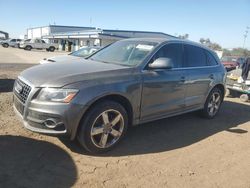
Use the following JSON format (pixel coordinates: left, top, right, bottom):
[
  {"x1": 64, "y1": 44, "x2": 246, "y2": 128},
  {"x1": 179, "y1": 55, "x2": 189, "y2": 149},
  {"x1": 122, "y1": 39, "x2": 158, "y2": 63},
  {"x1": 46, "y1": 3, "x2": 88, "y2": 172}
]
[{"x1": 13, "y1": 38, "x2": 226, "y2": 153}]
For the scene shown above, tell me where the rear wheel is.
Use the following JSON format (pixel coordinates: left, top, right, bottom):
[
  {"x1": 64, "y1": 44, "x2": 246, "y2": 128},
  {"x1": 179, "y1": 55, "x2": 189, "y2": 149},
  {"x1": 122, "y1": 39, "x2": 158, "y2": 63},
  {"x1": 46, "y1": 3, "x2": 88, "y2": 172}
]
[
  {"x1": 24, "y1": 45, "x2": 32, "y2": 51},
  {"x1": 77, "y1": 100, "x2": 128, "y2": 153},
  {"x1": 201, "y1": 88, "x2": 223, "y2": 119},
  {"x1": 2, "y1": 43, "x2": 9, "y2": 48},
  {"x1": 49, "y1": 46, "x2": 55, "y2": 52}
]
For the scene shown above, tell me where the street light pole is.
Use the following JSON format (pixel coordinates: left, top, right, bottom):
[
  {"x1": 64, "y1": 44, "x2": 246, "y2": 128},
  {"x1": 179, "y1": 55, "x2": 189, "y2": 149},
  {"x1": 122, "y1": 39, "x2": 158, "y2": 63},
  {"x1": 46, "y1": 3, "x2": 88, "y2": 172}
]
[{"x1": 243, "y1": 26, "x2": 249, "y2": 49}]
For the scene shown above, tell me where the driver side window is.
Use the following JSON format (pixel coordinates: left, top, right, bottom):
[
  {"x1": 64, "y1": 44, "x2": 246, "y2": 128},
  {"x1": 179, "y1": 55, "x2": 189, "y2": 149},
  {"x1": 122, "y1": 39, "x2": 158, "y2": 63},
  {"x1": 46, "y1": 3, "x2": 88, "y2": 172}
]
[{"x1": 150, "y1": 43, "x2": 184, "y2": 68}]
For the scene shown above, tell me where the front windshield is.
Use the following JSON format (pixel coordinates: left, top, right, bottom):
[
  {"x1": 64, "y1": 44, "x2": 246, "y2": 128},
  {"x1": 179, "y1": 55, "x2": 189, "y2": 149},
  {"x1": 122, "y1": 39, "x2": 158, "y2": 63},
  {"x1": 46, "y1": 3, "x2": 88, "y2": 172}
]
[
  {"x1": 71, "y1": 47, "x2": 99, "y2": 57},
  {"x1": 89, "y1": 40, "x2": 158, "y2": 66}
]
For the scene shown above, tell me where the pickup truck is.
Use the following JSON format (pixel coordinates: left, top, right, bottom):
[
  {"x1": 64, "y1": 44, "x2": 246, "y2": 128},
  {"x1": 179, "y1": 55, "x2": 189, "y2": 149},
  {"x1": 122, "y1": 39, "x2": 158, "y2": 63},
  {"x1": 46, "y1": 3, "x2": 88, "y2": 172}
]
[{"x1": 19, "y1": 39, "x2": 59, "y2": 52}]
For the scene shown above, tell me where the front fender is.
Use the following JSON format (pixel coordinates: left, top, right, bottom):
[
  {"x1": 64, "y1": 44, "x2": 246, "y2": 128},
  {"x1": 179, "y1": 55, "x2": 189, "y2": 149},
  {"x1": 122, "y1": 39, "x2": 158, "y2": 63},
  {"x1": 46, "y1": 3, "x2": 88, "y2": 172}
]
[{"x1": 64, "y1": 77, "x2": 142, "y2": 140}]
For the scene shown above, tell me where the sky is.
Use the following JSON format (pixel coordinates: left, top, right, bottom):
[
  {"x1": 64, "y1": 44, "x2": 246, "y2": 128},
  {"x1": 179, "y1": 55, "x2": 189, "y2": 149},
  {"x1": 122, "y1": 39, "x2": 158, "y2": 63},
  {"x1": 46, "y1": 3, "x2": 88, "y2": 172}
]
[{"x1": 0, "y1": 0, "x2": 249, "y2": 49}]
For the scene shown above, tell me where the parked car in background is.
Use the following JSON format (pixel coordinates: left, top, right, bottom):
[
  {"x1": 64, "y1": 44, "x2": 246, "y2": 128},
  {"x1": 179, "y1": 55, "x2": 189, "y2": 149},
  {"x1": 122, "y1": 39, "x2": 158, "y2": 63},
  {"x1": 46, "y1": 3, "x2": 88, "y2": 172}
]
[
  {"x1": 221, "y1": 56, "x2": 245, "y2": 71},
  {"x1": 17, "y1": 39, "x2": 31, "y2": 48},
  {"x1": 1, "y1": 38, "x2": 22, "y2": 48},
  {"x1": 226, "y1": 67, "x2": 250, "y2": 102},
  {"x1": 39, "y1": 46, "x2": 101, "y2": 64},
  {"x1": 0, "y1": 39, "x2": 6, "y2": 45},
  {"x1": 19, "y1": 39, "x2": 59, "y2": 51},
  {"x1": 13, "y1": 38, "x2": 226, "y2": 153}
]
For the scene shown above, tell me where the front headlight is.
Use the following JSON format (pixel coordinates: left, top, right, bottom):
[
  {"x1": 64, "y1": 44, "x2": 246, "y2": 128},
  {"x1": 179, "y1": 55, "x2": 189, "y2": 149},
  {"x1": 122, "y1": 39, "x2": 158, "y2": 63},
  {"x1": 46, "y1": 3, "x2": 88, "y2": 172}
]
[{"x1": 37, "y1": 88, "x2": 79, "y2": 103}]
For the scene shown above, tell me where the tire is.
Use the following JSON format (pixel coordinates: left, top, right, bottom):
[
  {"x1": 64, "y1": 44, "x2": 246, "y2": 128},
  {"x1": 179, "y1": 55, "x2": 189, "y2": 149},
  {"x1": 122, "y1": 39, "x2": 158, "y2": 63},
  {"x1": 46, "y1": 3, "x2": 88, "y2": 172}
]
[
  {"x1": 201, "y1": 87, "x2": 223, "y2": 119},
  {"x1": 77, "y1": 100, "x2": 128, "y2": 153},
  {"x1": 24, "y1": 46, "x2": 32, "y2": 51},
  {"x1": 240, "y1": 94, "x2": 249, "y2": 102},
  {"x1": 46, "y1": 48, "x2": 50, "y2": 52},
  {"x1": 2, "y1": 43, "x2": 9, "y2": 48},
  {"x1": 49, "y1": 46, "x2": 55, "y2": 52}
]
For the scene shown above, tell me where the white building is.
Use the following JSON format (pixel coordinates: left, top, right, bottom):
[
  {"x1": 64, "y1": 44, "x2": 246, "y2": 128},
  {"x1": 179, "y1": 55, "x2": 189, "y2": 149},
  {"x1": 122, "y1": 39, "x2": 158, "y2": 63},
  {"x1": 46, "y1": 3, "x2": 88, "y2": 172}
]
[
  {"x1": 27, "y1": 25, "x2": 176, "y2": 51},
  {"x1": 27, "y1": 25, "x2": 95, "y2": 41}
]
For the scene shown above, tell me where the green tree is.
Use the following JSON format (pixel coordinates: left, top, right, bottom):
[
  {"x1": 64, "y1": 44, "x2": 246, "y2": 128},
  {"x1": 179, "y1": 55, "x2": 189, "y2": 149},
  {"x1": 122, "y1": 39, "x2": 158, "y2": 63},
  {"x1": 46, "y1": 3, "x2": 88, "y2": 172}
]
[
  {"x1": 178, "y1": 34, "x2": 189, "y2": 39},
  {"x1": 222, "y1": 48, "x2": 250, "y2": 57},
  {"x1": 199, "y1": 38, "x2": 222, "y2": 50}
]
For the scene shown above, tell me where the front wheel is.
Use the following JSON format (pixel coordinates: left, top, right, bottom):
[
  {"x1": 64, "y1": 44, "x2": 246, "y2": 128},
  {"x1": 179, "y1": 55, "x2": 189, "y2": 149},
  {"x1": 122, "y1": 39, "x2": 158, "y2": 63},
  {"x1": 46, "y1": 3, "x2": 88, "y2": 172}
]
[
  {"x1": 77, "y1": 100, "x2": 128, "y2": 153},
  {"x1": 201, "y1": 88, "x2": 223, "y2": 119}
]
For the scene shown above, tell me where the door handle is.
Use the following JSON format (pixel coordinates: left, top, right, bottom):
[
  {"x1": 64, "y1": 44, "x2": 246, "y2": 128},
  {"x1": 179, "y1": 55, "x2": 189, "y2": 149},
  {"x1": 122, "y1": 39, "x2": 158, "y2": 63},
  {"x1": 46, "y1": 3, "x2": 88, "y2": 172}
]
[{"x1": 209, "y1": 74, "x2": 214, "y2": 79}]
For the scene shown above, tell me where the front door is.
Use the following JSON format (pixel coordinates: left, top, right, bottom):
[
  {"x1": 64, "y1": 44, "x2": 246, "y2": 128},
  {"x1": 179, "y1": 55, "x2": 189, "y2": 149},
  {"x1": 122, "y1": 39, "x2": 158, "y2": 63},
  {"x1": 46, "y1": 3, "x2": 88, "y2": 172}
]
[
  {"x1": 140, "y1": 43, "x2": 187, "y2": 122},
  {"x1": 34, "y1": 39, "x2": 42, "y2": 48}
]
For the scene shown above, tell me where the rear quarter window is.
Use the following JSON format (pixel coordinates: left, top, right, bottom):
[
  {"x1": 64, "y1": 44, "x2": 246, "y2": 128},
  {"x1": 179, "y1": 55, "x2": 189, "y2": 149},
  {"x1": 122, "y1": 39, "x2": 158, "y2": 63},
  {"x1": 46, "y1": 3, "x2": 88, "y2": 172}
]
[
  {"x1": 206, "y1": 51, "x2": 218, "y2": 66},
  {"x1": 184, "y1": 45, "x2": 207, "y2": 67}
]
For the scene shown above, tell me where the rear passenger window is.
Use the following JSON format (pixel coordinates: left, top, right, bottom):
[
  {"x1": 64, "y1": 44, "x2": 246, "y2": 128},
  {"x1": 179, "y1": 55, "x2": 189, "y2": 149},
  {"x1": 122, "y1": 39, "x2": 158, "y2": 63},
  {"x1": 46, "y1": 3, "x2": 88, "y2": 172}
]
[
  {"x1": 206, "y1": 51, "x2": 218, "y2": 66},
  {"x1": 184, "y1": 45, "x2": 206, "y2": 67},
  {"x1": 151, "y1": 43, "x2": 183, "y2": 68}
]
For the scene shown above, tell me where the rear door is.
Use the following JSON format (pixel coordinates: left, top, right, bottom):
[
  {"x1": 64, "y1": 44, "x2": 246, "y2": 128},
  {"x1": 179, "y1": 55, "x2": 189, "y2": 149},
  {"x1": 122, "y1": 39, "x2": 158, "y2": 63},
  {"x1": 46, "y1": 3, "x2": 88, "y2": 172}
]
[
  {"x1": 140, "y1": 43, "x2": 188, "y2": 121},
  {"x1": 183, "y1": 44, "x2": 215, "y2": 109}
]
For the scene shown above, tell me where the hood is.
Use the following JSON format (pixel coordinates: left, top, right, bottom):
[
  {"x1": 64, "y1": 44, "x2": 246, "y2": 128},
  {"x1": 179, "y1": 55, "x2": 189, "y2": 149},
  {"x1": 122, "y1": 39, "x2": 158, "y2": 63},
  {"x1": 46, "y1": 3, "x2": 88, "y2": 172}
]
[
  {"x1": 222, "y1": 61, "x2": 237, "y2": 65},
  {"x1": 46, "y1": 55, "x2": 81, "y2": 62},
  {"x1": 20, "y1": 59, "x2": 132, "y2": 87}
]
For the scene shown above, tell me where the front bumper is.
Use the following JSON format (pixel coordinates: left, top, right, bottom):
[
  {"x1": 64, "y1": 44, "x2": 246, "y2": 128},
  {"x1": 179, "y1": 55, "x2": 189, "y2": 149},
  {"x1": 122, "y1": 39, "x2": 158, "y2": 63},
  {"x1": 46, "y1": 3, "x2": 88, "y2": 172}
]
[
  {"x1": 14, "y1": 104, "x2": 67, "y2": 135},
  {"x1": 14, "y1": 94, "x2": 69, "y2": 135},
  {"x1": 13, "y1": 78, "x2": 86, "y2": 139},
  {"x1": 19, "y1": 44, "x2": 27, "y2": 49}
]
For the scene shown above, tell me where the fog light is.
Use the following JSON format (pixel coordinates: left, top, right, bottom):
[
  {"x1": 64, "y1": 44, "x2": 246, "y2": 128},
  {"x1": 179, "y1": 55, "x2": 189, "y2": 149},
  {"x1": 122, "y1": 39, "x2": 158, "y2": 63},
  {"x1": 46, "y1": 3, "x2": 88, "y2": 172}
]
[{"x1": 44, "y1": 118, "x2": 61, "y2": 129}]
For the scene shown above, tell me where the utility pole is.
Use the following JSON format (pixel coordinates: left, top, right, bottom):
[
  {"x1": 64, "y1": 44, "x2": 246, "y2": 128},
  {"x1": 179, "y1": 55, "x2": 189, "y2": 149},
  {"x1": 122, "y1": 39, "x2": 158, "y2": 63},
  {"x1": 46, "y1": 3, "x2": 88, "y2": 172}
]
[
  {"x1": 90, "y1": 17, "x2": 92, "y2": 27},
  {"x1": 243, "y1": 26, "x2": 249, "y2": 49}
]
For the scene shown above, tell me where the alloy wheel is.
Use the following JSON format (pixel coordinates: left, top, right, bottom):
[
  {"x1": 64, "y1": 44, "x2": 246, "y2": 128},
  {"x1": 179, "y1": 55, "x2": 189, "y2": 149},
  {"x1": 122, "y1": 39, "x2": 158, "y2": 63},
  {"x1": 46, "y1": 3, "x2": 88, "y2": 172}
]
[
  {"x1": 90, "y1": 109, "x2": 124, "y2": 148},
  {"x1": 207, "y1": 92, "x2": 221, "y2": 116}
]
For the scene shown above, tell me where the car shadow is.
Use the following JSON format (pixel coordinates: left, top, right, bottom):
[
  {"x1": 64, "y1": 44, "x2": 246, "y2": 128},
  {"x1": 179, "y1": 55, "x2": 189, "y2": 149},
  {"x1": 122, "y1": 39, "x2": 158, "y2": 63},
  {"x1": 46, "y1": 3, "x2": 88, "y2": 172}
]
[
  {"x1": 0, "y1": 79, "x2": 15, "y2": 92},
  {"x1": 61, "y1": 100, "x2": 250, "y2": 156},
  {"x1": 0, "y1": 135, "x2": 77, "y2": 188}
]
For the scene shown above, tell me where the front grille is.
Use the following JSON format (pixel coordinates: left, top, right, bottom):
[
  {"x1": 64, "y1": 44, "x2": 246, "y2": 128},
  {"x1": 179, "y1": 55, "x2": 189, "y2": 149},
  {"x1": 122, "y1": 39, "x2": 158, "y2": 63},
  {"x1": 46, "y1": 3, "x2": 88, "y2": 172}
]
[{"x1": 14, "y1": 78, "x2": 32, "y2": 104}]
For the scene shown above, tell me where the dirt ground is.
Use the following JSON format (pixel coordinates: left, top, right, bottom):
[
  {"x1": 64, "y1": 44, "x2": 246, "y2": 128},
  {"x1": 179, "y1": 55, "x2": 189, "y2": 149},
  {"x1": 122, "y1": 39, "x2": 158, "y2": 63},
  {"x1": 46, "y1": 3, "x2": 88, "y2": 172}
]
[{"x1": 1, "y1": 47, "x2": 250, "y2": 188}]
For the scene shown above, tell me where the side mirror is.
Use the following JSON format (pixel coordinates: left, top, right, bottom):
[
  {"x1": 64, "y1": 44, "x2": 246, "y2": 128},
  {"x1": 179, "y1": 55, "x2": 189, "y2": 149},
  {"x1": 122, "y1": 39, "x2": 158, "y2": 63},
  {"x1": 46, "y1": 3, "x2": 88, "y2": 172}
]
[{"x1": 148, "y1": 57, "x2": 174, "y2": 69}]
